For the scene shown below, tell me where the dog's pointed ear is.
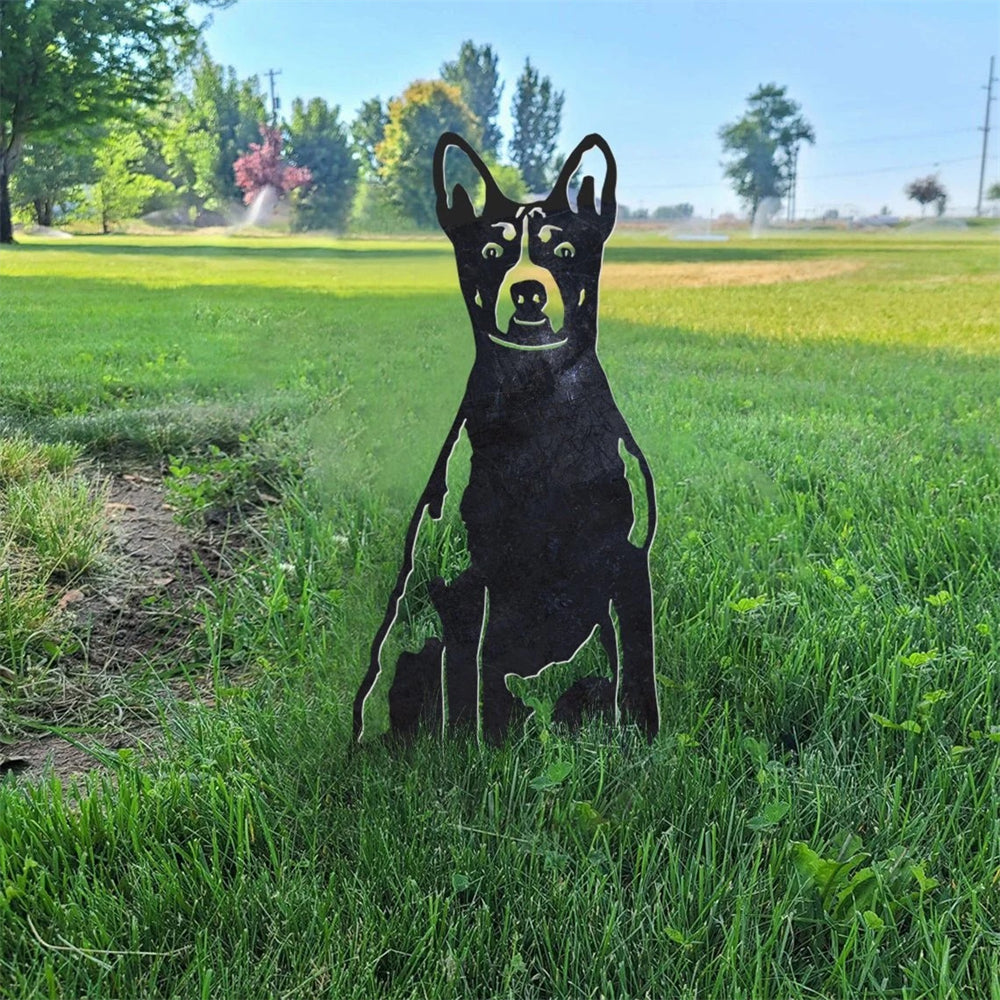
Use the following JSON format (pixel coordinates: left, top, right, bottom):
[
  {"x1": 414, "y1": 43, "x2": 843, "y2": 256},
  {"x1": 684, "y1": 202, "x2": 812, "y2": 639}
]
[
  {"x1": 434, "y1": 132, "x2": 506, "y2": 232},
  {"x1": 546, "y1": 133, "x2": 617, "y2": 236}
]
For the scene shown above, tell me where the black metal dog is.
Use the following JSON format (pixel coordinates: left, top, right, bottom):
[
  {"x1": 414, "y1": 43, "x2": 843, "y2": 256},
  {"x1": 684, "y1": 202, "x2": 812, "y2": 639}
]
[{"x1": 353, "y1": 132, "x2": 659, "y2": 743}]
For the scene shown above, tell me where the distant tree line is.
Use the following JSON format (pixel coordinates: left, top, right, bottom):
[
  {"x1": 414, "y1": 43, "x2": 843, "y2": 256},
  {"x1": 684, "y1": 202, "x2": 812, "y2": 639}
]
[
  {"x1": 619, "y1": 203, "x2": 694, "y2": 221},
  {"x1": 1, "y1": 2, "x2": 567, "y2": 239}
]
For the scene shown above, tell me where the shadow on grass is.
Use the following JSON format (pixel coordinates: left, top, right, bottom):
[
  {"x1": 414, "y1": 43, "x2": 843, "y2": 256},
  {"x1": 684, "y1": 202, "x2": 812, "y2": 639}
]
[
  {"x1": 603, "y1": 242, "x2": 926, "y2": 264},
  {"x1": 9, "y1": 239, "x2": 453, "y2": 262},
  {"x1": 4, "y1": 268, "x2": 993, "y2": 484},
  {"x1": 11, "y1": 233, "x2": 976, "y2": 268}
]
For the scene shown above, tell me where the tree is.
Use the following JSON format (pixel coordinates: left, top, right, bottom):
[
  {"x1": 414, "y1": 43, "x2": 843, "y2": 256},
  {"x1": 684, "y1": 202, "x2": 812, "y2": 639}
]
[
  {"x1": 905, "y1": 175, "x2": 947, "y2": 217},
  {"x1": 232, "y1": 124, "x2": 311, "y2": 205},
  {"x1": 90, "y1": 123, "x2": 175, "y2": 233},
  {"x1": 509, "y1": 59, "x2": 564, "y2": 192},
  {"x1": 475, "y1": 161, "x2": 527, "y2": 206},
  {"x1": 0, "y1": 0, "x2": 202, "y2": 243},
  {"x1": 351, "y1": 97, "x2": 388, "y2": 178},
  {"x1": 377, "y1": 80, "x2": 479, "y2": 228},
  {"x1": 653, "y1": 203, "x2": 694, "y2": 220},
  {"x1": 719, "y1": 83, "x2": 815, "y2": 217},
  {"x1": 162, "y1": 51, "x2": 267, "y2": 211},
  {"x1": 285, "y1": 97, "x2": 358, "y2": 231},
  {"x1": 441, "y1": 41, "x2": 503, "y2": 158},
  {"x1": 988, "y1": 181, "x2": 1000, "y2": 202},
  {"x1": 9, "y1": 130, "x2": 98, "y2": 226}
]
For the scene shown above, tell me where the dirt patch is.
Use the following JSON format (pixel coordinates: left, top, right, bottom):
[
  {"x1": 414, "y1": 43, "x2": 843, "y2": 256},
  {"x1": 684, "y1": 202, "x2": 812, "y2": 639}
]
[
  {"x1": 603, "y1": 257, "x2": 864, "y2": 289},
  {"x1": 66, "y1": 472, "x2": 218, "y2": 671},
  {"x1": 1, "y1": 725, "x2": 161, "y2": 784},
  {"x1": 2, "y1": 471, "x2": 238, "y2": 782}
]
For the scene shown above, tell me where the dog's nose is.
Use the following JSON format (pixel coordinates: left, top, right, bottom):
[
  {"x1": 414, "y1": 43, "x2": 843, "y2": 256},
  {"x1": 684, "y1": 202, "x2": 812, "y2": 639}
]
[{"x1": 510, "y1": 280, "x2": 547, "y2": 312}]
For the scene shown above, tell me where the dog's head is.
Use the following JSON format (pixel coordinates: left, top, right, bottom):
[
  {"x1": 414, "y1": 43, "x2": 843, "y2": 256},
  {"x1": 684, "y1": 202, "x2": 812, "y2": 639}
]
[{"x1": 433, "y1": 133, "x2": 617, "y2": 354}]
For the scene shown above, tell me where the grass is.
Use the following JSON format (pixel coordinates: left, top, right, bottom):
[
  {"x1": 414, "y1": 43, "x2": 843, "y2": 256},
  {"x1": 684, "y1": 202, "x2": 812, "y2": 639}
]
[
  {"x1": 1, "y1": 435, "x2": 109, "y2": 684},
  {"x1": 1, "y1": 228, "x2": 998, "y2": 998}
]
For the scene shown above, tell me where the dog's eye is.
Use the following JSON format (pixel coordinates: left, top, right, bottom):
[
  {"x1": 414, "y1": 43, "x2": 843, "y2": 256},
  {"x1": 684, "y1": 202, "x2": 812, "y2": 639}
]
[
  {"x1": 553, "y1": 241, "x2": 576, "y2": 258},
  {"x1": 481, "y1": 242, "x2": 504, "y2": 260}
]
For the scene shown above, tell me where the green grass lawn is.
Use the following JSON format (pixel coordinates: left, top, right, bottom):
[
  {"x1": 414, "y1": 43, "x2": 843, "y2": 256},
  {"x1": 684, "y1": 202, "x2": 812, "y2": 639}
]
[{"x1": 1, "y1": 229, "x2": 998, "y2": 998}]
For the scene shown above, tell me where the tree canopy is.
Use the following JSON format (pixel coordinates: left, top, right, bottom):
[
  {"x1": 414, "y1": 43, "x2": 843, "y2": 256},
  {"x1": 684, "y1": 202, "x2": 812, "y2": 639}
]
[
  {"x1": 509, "y1": 59, "x2": 564, "y2": 193},
  {"x1": 162, "y1": 50, "x2": 267, "y2": 211},
  {"x1": 377, "y1": 80, "x2": 480, "y2": 228},
  {"x1": 718, "y1": 83, "x2": 815, "y2": 217},
  {"x1": 9, "y1": 129, "x2": 99, "y2": 227},
  {"x1": 905, "y1": 175, "x2": 947, "y2": 217},
  {"x1": 0, "y1": 0, "x2": 203, "y2": 241},
  {"x1": 2, "y1": 20, "x2": 578, "y2": 236},
  {"x1": 351, "y1": 97, "x2": 388, "y2": 179},
  {"x1": 233, "y1": 124, "x2": 311, "y2": 206},
  {"x1": 285, "y1": 97, "x2": 358, "y2": 232},
  {"x1": 91, "y1": 123, "x2": 174, "y2": 233},
  {"x1": 441, "y1": 41, "x2": 503, "y2": 159}
]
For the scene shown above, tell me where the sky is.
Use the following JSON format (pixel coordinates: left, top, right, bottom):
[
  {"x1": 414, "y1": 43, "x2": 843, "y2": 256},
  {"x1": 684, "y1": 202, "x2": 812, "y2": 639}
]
[{"x1": 203, "y1": 0, "x2": 1000, "y2": 218}]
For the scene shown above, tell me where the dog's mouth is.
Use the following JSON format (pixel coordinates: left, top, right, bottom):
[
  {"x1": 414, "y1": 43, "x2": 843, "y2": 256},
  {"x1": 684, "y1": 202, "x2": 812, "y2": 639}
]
[{"x1": 489, "y1": 279, "x2": 567, "y2": 352}]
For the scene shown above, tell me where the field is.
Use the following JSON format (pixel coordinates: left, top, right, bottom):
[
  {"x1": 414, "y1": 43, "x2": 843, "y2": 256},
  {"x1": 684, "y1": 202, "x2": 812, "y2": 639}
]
[{"x1": 1, "y1": 228, "x2": 999, "y2": 998}]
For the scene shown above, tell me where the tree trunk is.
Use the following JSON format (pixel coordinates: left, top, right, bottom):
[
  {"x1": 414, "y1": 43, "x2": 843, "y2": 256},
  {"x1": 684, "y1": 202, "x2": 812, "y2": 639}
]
[
  {"x1": 0, "y1": 168, "x2": 13, "y2": 244},
  {"x1": 33, "y1": 198, "x2": 54, "y2": 227}
]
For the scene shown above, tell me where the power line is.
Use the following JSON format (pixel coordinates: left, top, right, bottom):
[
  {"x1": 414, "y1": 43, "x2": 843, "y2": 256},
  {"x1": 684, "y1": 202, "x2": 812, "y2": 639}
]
[
  {"x1": 625, "y1": 127, "x2": 980, "y2": 166},
  {"x1": 822, "y1": 127, "x2": 977, "y2": 148},
  {"x1": 803, "y1": 155, "x2": 981, "y2": 182},
  {"x1": 976, "y1": 55, "x2": 997, "y2": 215},
  {"x1": 638, "y1": 155, "x2": 984, "y2": 191}
]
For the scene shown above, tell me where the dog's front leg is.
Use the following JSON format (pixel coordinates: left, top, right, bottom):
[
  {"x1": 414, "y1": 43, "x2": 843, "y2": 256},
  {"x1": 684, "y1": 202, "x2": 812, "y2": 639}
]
[
  {"x1": 612, "y1": 547, "x2": 660, "y2": 739},
  {"x1": 352, "y1": 410, "x2": 468, "y2": 743},
  {"x1": 430, "y1": 572, "x2": 486, "y2": 732}
]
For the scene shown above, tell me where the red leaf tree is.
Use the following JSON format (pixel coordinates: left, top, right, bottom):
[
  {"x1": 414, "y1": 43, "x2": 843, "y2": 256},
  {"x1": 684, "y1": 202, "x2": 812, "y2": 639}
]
[{"x1": 233, "y1": 124, "x2": 312, "y2": 204}]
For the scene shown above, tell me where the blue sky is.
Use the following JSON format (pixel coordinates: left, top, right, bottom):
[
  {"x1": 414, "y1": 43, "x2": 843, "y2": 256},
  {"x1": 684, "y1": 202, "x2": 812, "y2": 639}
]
[{"x1": 203, "y1": 1, "x2": 1000, "y2": 217}]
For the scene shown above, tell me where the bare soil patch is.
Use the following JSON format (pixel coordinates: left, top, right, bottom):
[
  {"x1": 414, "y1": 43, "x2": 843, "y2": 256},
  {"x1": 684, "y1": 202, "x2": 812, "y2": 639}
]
[
  {"x1": 2, "y1": 471, "x2": 238, "y2": 783},
  {"x1": 604, "y1": 257, "x2": 864, "y2": 289},
  {"x1": 0, "y1": 725, "x2": 161, "y2": 784},
  {"x1": 69, "y1": 472, "x2": 216, "y2": 671}
]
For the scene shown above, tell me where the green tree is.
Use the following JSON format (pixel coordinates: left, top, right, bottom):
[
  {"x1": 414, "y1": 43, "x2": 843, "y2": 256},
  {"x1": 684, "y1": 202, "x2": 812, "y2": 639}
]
[
  {"x1": 351, "y1": 97, "x2": 388, "y2": 178},
  {"x1": 0, "y1": 0, "x2": 203, "y2": 243},
  {"x1": 9, "y1": 129, "x2": 99, "y2": 226},
  {"x1": 285, "y1": 98, "x2": 358, "y2": 231},
  {"x1": 377, "y1": 80, "x2": 479, "y2": 228},
  {"x1": 988, "y1": 181, "x2": 1000, "y2": 202},
  {"x1": 509, "y1": 59, "x2": 564, "y2": 192},
  {"x1": 441, "y1": 41, "x2": 503, "y2": 158},
  {"x1": 905, "y1": 174, "x2": 947, "y2": 217},
  {"x1": 475, "y1": 161, "x2": 527, "y2": 206},
  {"x1": 718, "y1": 83, "x2": 815, "y2": 217},
  {"x1": 162, "y1": 50, "x2": 267, "y2": 212},
  {"x1": 90, "y1": 123, "x2": 174, "y2": 233}
]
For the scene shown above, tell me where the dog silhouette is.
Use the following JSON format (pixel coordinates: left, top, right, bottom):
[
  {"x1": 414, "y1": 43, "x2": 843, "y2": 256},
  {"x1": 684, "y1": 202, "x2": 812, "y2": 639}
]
[{"x1": 353, "y1": 132, "x2": 659, "y2": 743}]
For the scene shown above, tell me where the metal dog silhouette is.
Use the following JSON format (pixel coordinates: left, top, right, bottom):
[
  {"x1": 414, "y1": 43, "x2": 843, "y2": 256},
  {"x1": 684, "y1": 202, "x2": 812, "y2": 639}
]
[{"x1": 353, "y1": 132, "x2": 659, "y2": 743}]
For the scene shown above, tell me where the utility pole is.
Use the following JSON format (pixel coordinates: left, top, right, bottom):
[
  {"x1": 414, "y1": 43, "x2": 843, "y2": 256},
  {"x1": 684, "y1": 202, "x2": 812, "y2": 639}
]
[
  {"x1": 265, "y1": 68, "x2": 283, "y2": 126},
  {"x1": 976, "y1": 55, "x2": 996, "y2": 216}
]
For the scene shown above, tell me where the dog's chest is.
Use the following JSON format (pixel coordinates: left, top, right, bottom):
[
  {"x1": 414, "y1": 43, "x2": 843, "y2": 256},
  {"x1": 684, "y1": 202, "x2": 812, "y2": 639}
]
[
  {"x1": 465, "y1": 357, "x2": 620, "y2": 477},
  {"x1": 458, "y1": 355, "x2": 632, "y2": 549}
]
